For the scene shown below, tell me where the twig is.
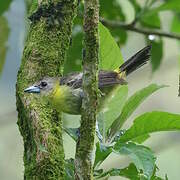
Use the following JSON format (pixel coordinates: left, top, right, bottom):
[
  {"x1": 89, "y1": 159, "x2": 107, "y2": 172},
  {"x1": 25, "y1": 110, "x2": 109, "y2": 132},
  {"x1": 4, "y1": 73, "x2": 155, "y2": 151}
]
[
  {"x1": 100, "y1": 18, "x2": 180, "y2": 40},
  {"x1": 75, "y1": 0, "x2": 99, "y2": 179}
]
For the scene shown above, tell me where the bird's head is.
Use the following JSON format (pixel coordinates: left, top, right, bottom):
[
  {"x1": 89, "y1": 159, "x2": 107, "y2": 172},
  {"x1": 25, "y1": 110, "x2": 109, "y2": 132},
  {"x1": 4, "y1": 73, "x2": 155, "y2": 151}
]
[{"x1": 24, "y1": 77, "x2": 59, "y2": 96}]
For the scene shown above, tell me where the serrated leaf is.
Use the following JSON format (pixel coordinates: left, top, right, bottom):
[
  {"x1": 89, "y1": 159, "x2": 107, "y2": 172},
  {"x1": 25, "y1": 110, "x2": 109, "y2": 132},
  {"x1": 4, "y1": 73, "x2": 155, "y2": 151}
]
[
  {"x1": 118, "y1": 111, "x2": 180, "y2": 143},
  {"x1": 99, "y1": 23, "x2": 124, "y2": 70},
  {"x1": 107, "y1": 84, "x2": 166, "y2": 141},
  {"x1": 96, "y1": 163, "x2": 140, "y2": 179},
  {"x1": 114, "y1": 142, "x2": 156, "y2": 179},
  {"x1": 94, "y1": 142, "x2": 113, "y2": 168},
  {"x1": 151, "y1": 39, "x2": 163, "y2": 72}
]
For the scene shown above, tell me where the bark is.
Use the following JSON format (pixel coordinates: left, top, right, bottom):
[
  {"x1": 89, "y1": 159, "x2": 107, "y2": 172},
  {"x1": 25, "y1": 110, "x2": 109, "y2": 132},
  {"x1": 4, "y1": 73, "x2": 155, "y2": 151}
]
[
  {"x1": 75, "y1": 0, "x2": 99, "y2": 179},
  {"x1": 16, "y1": 0, "x2": 78, "y2": 179}
]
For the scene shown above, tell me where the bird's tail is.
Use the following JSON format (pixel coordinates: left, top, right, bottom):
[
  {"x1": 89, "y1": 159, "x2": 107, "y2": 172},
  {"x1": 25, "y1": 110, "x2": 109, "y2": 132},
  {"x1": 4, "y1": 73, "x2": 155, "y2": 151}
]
[{"x1": 119, "y1": 45, "x2": 152, "y2": 76}]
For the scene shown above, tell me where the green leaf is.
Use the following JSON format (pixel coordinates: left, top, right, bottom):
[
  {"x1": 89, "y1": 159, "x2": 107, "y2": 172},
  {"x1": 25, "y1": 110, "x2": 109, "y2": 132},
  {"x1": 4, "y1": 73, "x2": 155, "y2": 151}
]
[
  {"x1": 94, "y1": 142, "x2": 113, "y2": 168},
  {"x1": 96, "y1": 163, "x2": 166, "y2": 180},
  {"x1": 29, "y1": 0, "x2": 38, "y2": 15},
  {"x1": 107, "y1": 84, "x2": 166, "y2": 141},
  {"x1": 64, "y1": 128, "x2": 79, "y2": 142},
  {"x1": 94, "y1": 169, "x2": 103, "y2": 177},
  {"x1": 114, "y1": 142, "x2": 156, "y2": 179},
  {"x1": 150, "y1": 166, "x2": 168, "y2": 180},
  {"x1": 171, "y1": 14, "x2": 180, "y2": 34},
  {"x1": 99, "y1": 23, "x2": 124, "y2": 70},
  {"x1": 145, "y1": 0, "x2": 180, "y2": 17},
  {"x1": 111, "y1": 28, "x2": 128, "y2": 46},
  {"x1": 156, "y1": 0, "x2": 180, "y2": 11},
  {"x1": 64, "y1": 16, "x2": 83, "y2": 74},
  {"x1": 140, "y1": 13, "x2": 161, "y2": 29},
  {"x1": 98, "y1": 85, "x2": 128, "y2": 135},
  {"x1": 99, "y1": 0, "x2": 125, "y2": 21},
  {"x1": 65, "y1": 22, "x2": 124, "y2": 73},
  {"x1": 65, "y1": 159, "x2": 75, "y2": 180},
  {"x1": 150, "y1": 39, "x2": 163, "y2": 72},
  {"x1": 170, "y1": 14, "x2": 180, "y2": 94},
  {"x1": 133, "y1": 134, "x2": 150, "y2": 144},
  {"x1": 118, "y1": 111, "x2": 180, "y2": 143},
  {"x1": 128, "y1": 0, "x2": 141, "y2": 14},
  {"x1": 96, "y1": 163, "x2": 140, "y2": 179},
  {"x1": 0, "y1": 0, "x2": 12, "y2": 15},
  {"x1": 98, "y1": 24, "x2": 127, "y2": 136},
  {"x1": 0, "y1": 16, "x2": 10, "y2": 77},
  {"x1": 64, "y1": 29, "x2": 83, "y2": 74}
]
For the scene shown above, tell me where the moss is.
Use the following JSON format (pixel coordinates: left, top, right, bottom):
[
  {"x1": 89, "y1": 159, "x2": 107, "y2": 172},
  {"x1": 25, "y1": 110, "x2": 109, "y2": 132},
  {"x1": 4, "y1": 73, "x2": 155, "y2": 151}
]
[
  {"x1": 16, "y1": 0, "x2": 78, "y2": 179},
  {"x1": 75, "y1": 0, "x2": 99, "y2": 179}
]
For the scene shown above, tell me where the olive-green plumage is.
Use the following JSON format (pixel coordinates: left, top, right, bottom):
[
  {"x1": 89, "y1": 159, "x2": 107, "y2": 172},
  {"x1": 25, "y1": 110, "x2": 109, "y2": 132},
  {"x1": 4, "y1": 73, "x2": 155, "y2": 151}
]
[{"x1": 25, "y1": 45, "x2": 151, "y2": 114}]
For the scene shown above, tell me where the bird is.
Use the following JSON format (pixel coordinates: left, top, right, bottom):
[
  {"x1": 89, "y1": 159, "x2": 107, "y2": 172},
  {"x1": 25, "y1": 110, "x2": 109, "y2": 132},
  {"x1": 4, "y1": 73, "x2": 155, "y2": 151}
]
[{"x1": 24, "y1": 45, "x2": 151, "y2": 115}]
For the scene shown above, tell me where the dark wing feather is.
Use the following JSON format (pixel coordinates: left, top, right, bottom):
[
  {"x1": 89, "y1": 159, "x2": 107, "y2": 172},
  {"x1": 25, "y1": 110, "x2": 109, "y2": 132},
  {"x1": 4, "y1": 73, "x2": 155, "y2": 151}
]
[
  {"x1": 60, "y1": 72, "x2": 83, "y2": 89},
  {"x1": 119, "y1": 45, "x2": 151, "y2": 75},
  {"x1": 98, "y1": 71, "x2": 127, "y2": 88},
  {"x1": 60, "y1": 70, "x2": 126, "y2": 89}
]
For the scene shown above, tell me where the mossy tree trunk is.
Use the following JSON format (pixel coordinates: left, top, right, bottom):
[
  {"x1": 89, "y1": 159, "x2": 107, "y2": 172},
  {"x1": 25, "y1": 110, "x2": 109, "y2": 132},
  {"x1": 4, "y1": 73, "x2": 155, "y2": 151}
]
[
  {"x1": 16, "y1": 0, "x2": 78, "y2": 179},
  {"x1": 75, "y1": 0, "x2": 99, "y2": 179}
]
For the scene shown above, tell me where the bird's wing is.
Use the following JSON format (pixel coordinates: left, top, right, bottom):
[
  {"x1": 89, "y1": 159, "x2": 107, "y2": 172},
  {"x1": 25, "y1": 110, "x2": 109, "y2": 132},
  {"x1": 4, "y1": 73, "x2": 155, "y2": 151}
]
[
  {"x1": 60, "y1": 72, "x2": 83, "y2": 89},
  {"x1": 98, "y1": 70, "x2": 127, "y2": 88},
  {"x1": 60, "y1": 70, "x2": 127, "y2": 89}
]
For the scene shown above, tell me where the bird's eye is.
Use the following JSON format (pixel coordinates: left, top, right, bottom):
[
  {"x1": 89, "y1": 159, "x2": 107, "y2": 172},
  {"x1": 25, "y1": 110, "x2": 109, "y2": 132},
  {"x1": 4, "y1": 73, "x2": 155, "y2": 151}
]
[{"x1": 41, "y1": 81, "x2": 47, "y2": 87}]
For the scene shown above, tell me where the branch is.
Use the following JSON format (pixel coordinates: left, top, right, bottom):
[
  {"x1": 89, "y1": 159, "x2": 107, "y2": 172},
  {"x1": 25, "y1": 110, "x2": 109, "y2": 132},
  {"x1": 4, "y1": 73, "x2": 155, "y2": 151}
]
[
  {"x1": 16, "y1": 1, "x2": 78, "y2": 179},
  {"x1": 100, "y1": 18, "x2": 180, "y2": 40},
  {"x1": 75, "y1": 0, "x2": 99, "y2": 179}
]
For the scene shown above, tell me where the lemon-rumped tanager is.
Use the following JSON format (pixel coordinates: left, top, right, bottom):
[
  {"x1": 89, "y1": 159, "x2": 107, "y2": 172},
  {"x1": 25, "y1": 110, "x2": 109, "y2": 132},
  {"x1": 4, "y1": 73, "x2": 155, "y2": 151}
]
[{"x1": 24, "y1": 45, "x2": 151, "y2": 115}]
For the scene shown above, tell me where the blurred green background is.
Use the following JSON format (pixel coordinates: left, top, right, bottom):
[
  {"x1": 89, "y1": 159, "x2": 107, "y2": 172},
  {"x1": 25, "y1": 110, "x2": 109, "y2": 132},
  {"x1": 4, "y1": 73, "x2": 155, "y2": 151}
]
[{"x1": 0, "y1": 0, "x2": 180, "y2": 179}]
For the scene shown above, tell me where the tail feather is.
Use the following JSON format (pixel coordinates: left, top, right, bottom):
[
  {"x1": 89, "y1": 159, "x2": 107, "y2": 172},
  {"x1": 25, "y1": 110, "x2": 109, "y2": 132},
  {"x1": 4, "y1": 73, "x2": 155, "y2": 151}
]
[{"x1": 119, "y1": 45, "x2": 152, "y2": 75}]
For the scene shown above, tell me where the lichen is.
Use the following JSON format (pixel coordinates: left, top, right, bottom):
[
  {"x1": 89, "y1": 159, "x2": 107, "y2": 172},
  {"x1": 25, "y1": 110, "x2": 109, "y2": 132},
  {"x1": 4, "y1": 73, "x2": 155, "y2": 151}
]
[{"x1": 16, "y1": 0, "x2": 78, "y2": 179}]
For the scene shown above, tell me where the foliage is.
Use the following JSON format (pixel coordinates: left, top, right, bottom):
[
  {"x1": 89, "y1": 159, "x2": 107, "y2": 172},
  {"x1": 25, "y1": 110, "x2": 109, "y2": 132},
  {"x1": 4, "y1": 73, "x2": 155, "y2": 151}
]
[
  {"x1": 0, "y1": 1, "x2": 11, "y2": 77},
  {"x1": 64, "y1": 17, "x2": 180, "y2": 178},
  {"x1": 1, "y1": 0, "x2": 180, "y2": 179},
  {"x1": 107, "y1": 84, "x2": 167, "y2": 141},
  {"x1": 0, "y1": 16, "x2": 10, "y2": 77},
  {"x1": 64, "y1": 0, "x2": 180, "y2": 76},
  {"x1": 0, "y1": 0, "x2": 12, "y2": 16}
]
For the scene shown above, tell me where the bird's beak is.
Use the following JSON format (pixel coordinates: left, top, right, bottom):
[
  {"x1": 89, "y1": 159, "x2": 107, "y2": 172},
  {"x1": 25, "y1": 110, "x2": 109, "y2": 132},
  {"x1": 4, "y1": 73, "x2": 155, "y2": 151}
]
[{"x1": 24, "y1": 86, "x2": 40, "y2": 93}]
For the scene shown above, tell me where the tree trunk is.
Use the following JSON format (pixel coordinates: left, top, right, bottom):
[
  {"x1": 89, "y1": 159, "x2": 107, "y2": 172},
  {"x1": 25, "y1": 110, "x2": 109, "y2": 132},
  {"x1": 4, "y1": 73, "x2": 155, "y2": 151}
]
[{"x1": 16, "y1": 1, "x2": 78, "y2": 179}]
